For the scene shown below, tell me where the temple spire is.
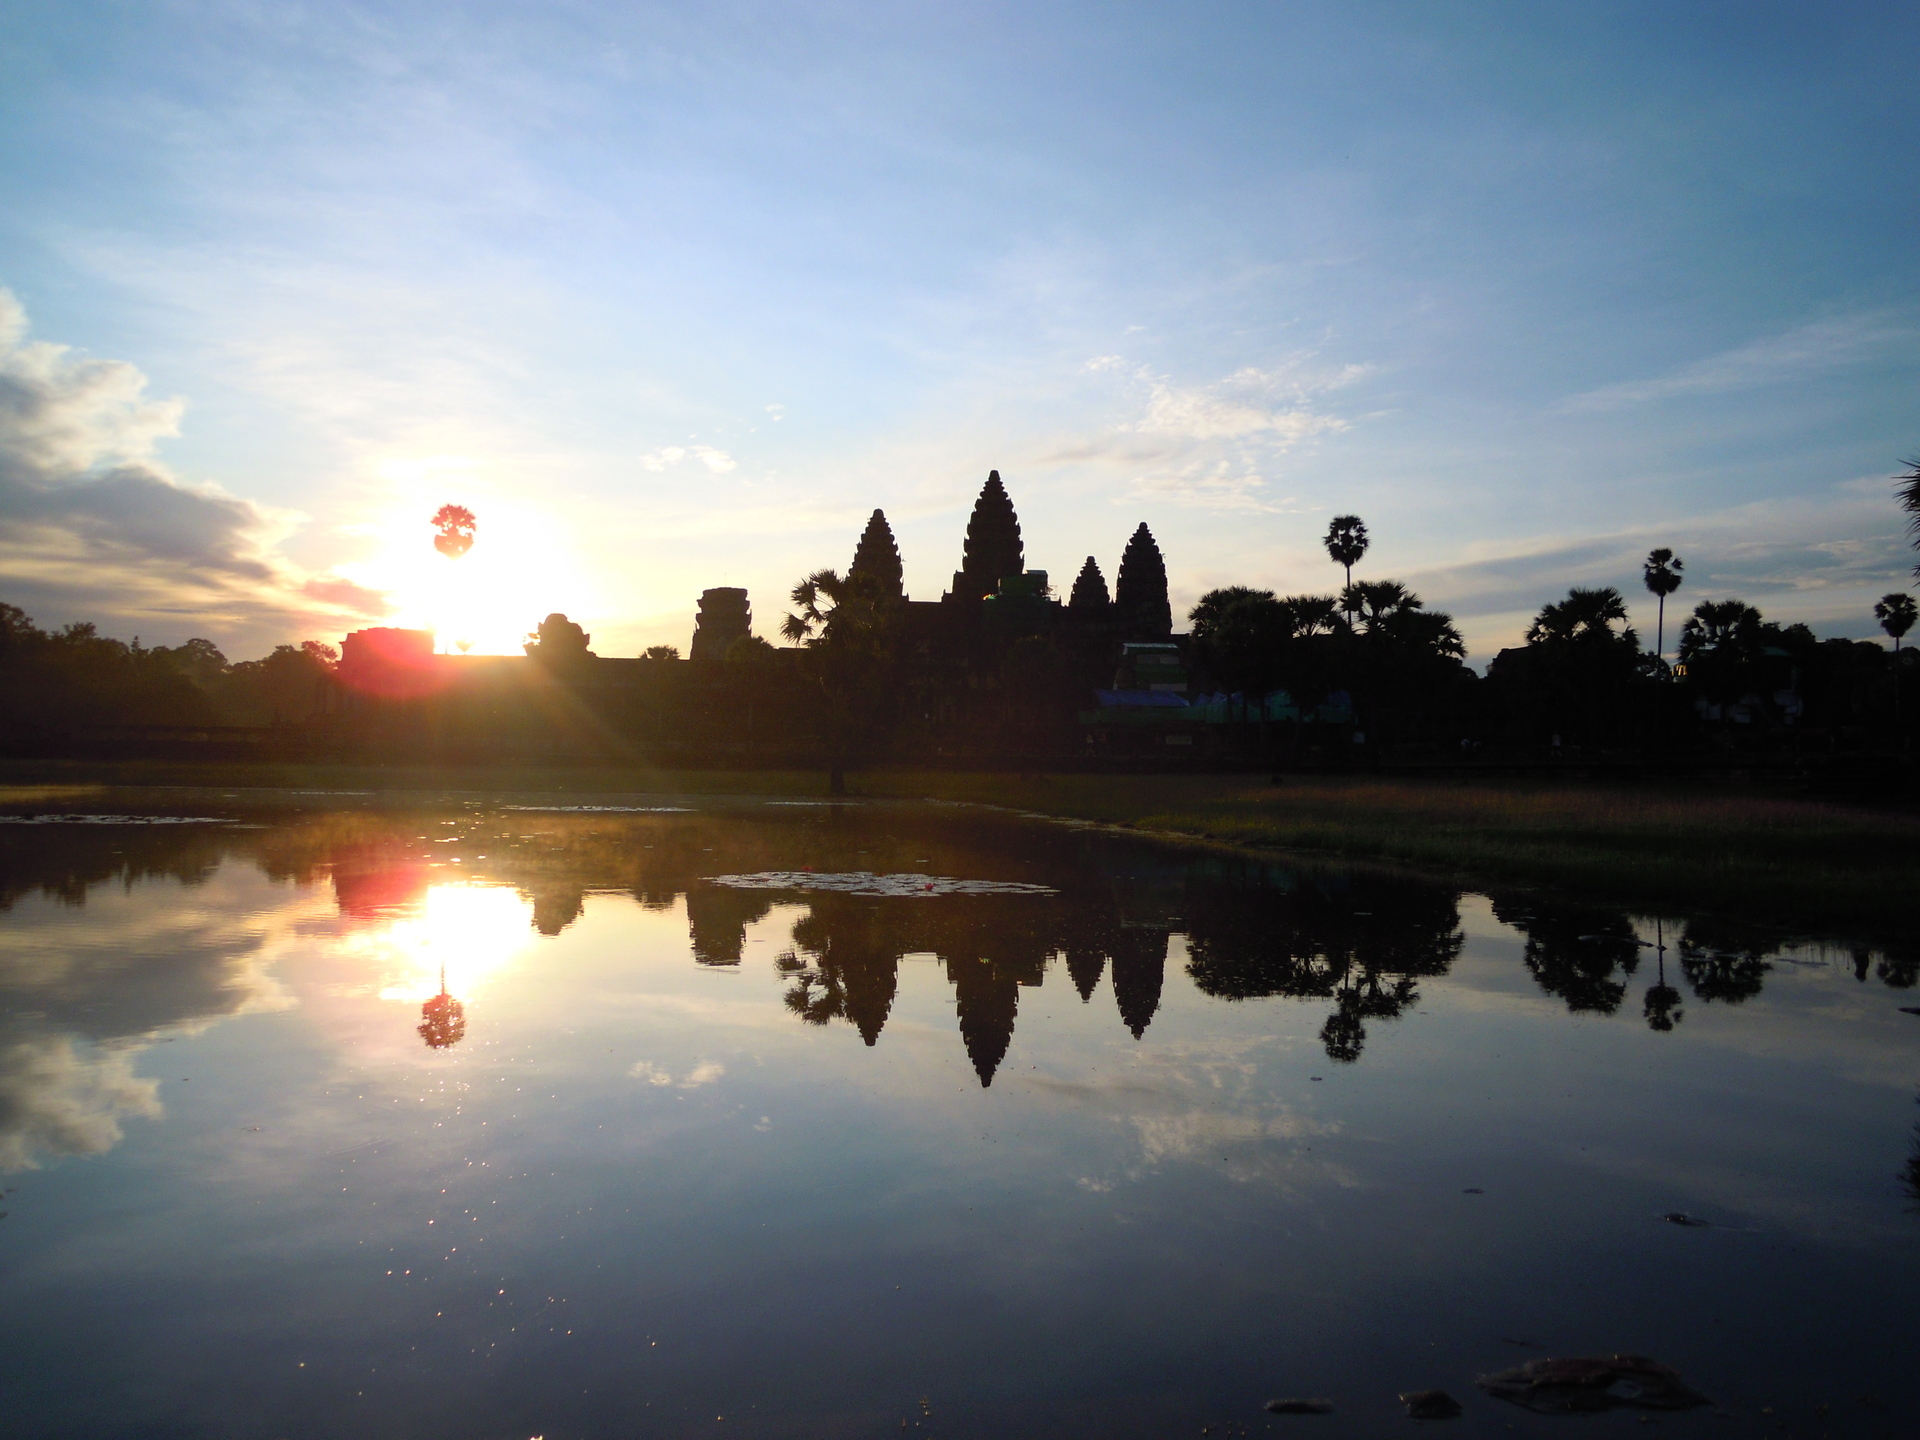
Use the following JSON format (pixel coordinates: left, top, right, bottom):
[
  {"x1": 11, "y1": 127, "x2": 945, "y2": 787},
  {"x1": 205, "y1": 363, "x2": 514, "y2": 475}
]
[
  {"x1": 1114, "y1": 523, "x2": 1172, "y2": 637},
  {"x1": 958, "y1": 471, "x2": 1024, "y2": 599},
  {"x1": 848, "y1": 508, "x2": 905, "y2": 600},
  {"x1": 1068, "y1": 556, "x2": 1110, "y2": 612}
]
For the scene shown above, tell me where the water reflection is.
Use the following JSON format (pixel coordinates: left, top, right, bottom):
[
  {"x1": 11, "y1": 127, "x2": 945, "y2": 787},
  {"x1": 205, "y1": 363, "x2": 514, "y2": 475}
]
[
  {"x1": 1643, "y1": 919, "x2": 1684, "y2": 1033},
  {"x1": 4, "y1": 802, "x2": 1919, "y2": 1159},
  {"x1": 417, "y1": 968, "x2": 467, "y2": 1050},
  {"x1": 1904, "y1": 1096, "x2": 1920, "y2": 1212},
  {"x1": 1183, "y1": 863, "x2": 1463, "y2": 1062},
  {"x1": 7, "y1": 801, "x2": 1920, "y2": 1438},
  {"x1": 1490, "y1": 896, "x2": 1642, "y2": 1015},
  {"x1": 766, "y1": 888, "x2": 1171, "y2": 1083}
]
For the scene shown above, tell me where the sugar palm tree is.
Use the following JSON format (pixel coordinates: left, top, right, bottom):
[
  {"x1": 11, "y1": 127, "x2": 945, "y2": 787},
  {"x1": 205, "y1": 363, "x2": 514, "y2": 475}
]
[
  {"x1": 1324, "y1": 515, "x2": 1369, "y2": 609},
  {"x1": 1897, "y1": 457, "x2": 1920, "y2": 578},
  {"x1": 783, "y1": 567, "x2": 898, "y2": 794},
  {"x1": 1642, "y1": 548, "x2": 1683, "y2": 666},
  {"x1": 1875, "y1": 591, "x2": 1916, "y2": 741},
  {"x1": 1527, "y1": 586, "x2": 1635, "y2": 647}
]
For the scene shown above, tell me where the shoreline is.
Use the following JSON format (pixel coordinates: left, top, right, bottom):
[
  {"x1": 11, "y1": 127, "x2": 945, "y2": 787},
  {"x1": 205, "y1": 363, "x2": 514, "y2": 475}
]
[{"x1": 2, "y1": 759, "x2": 1915, "y2": 941}]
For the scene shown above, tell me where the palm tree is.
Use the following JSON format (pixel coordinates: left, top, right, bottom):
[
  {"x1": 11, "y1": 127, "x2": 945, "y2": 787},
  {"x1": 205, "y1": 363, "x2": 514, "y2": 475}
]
[
  {"x1": 1340, "y1": 580, "x2": 1465, "y2": 657},
  {"x1": 1527, "y1": 586, "x2": 1636, "y2": 647},
  {"x1": 783, "y1": 567, "x2": 898, "y2": 794},
  {"x1": 1897, "y1": 457, "x2": 1920, "y2": 578},
  {"x1": 1324, "y1": 515, "x2": 1369, "y2": 603},
  {"x1": 1874, "y1": 591, "x2": 1917, "y2": 741},
  {"x1": 1642, "y1": 549, "x2": 1684, "y2": 666},
  {"x1": 1678, "y1": 598, "x2": 1762, "y2": 659}
]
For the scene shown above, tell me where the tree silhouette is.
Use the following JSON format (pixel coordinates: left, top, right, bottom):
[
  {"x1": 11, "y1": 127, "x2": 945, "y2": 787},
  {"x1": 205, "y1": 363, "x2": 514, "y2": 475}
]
[
  {"x1": 959, "y1": 471, "x2": 1024, "y2": 599},
  {"x1": 1183, "y1": 868, "x2": 1463, "y2": 1063},
  {"x1": 1324, "y1": 515, "x2": 1369, "y2": 604},
  {"x1": 1508, "y1": 587, "x2": 1647, "y2": 744},
  {"x1": 1190, "y1": 588, "x2": 1293, "y2": 733},
  {"x1": 784, "y1": 897, "x2": 902, "y2": 1045},
  {"x1": 782, "y1": 567, "x2": 900, "y2": 793},
  {"x1": 432, "y1": 504, "x2": 476, "y2": 559},
  {"x1": 1677, "y1": 598, "x2": 1768, "y2": 707},
  {"x1": 641, "y1": 644, "x2": 681, "y2": 660},
  {"x1": 1897, "y1": 457, "x2": 1920, "y2": 579},
  {"x1": 1491, "y1": 897, "x2": 1641, "y2": 1015},
  {"x1": 1341, "y1": 580, "x2": 1466, "y2": 657},
  {"x1": 1874, "y1": 592, "x2": 1916, "y2": 741},
  {"x1": 1114, "y1": 523, "x2": 1172, "y2": 638},
  {"x1": 849, "y1": 509, "x2": 906, "y2": 601},
  {"x1": 1527, "y1": 586, "x2": 1637, "y2": 648},
  {"x1": 525, "y1": 613, "x2": 594, "y2": 665},
  {"x1": 686, "y1": 886, "x2": 775, "y2": 966},
  {"x1": 1642, "y1": 549, "x2": 1684, "y2": 666},
  {"x1": 1679, "y1": 598, "x2": 1762, "y2": 658},
  {"x1": 1677, "y1": 920, "x2": 1772, "y2": 1004},
  {"x1": 1068, "y1": 556, "x2": 1111, "y2": 612}
]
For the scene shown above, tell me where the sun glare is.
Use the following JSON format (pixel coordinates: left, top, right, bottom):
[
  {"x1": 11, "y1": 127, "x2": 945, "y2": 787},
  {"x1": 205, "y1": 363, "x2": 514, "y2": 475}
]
[
  {"x1": 339, "y1": 470, "x2": 598, "y2": 654},
  {"x1": 343, "y1": 882, "x2": 542, "y2": 1003}
]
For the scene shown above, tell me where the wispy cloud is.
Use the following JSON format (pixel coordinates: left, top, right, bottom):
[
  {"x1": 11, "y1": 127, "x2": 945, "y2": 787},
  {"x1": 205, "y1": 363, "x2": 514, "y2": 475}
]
[
  {"x1": 640, "y1": 444, "x2": 738, "y2": 474},
  {"x1": 1043, "y1": 354, "x2": 1365, "y2": 512},
  {"x1": 1131, "y1": 362, "x2": 1364, "y2": 443},
  {"x1": 1564, "y1": 313, "x2": 1913, "y2": 412}
]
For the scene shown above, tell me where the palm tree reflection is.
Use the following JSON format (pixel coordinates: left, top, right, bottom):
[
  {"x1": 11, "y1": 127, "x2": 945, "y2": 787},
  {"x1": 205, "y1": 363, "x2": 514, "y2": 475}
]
[
  {"x1": 1183, "y1": 863, "x2": 1464, "y2": 1063},
  {"x1": 1643, "y1": 918, "x2": 1683, "y2": 1033},
  {"x1": 418, "y1": 965, "x2": 467, "y2": 1049}
]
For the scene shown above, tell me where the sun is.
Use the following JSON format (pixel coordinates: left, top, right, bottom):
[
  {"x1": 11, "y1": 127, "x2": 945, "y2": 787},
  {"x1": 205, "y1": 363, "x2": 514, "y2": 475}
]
[
  {"x1": 338, "y1": 470, "x2": 599, "y2": 654},
  {"x1": 343, "y1": 882, "x2": 542, "y2": 1003}
]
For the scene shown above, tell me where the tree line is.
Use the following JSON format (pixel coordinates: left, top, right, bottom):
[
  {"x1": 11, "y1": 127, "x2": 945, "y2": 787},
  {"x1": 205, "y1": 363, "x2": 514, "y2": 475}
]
[{"x1": 4, "y1": 457, "x2": 1918, "y2": 765}]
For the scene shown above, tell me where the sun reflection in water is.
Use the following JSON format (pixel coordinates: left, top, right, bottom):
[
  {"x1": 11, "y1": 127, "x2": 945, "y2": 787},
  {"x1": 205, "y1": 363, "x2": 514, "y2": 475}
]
[{"x1": 343, "y1": 883, "x2": 539, "y2": 1005}]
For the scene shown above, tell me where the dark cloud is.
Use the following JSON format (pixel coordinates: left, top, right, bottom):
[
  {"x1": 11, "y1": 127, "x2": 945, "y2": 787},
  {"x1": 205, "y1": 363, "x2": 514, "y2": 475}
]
[{"x1": 0, "y1": 288, "x2": 388, "y2": 650}]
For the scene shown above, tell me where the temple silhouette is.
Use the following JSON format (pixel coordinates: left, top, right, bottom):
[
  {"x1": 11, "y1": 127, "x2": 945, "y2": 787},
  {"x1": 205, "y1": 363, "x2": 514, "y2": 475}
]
[{"x1": 315, "y1": 471, "x2": 1287, "y2": 764}]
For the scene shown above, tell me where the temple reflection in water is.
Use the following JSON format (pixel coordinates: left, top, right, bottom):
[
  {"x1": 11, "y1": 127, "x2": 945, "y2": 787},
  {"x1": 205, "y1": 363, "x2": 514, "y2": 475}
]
[{"x1": 4, "y1": 801, "x2": 1916, "y2": 1106}]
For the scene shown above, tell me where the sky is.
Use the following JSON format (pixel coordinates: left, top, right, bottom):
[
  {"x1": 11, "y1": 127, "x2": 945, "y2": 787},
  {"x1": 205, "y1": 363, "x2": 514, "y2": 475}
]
[{"x1": 2, "y1": 0, "x2": 1917, "y2": 664}]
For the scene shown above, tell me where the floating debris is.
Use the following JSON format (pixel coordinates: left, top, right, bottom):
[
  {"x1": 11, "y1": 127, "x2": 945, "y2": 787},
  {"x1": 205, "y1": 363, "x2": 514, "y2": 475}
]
[
  {"x1": 1463, "y1": 1187, "x2": 1484, "y2": 1194},
  {"x1": 706, "y1": 872, "x2": 1055, "y2": 898},
  {"x1": 1400, "y1": 1389, "x2": 1462, "y2": 1419},
  {"x1": 1477, "y1": 1355, "x2": 1710, "y2": 1414},
  {"x1": 1660, "y1": 1212, "x2": 1710, "y2": 1227},
  {"x1": 1263, "y1": 1398, "x2": 1334, "y2": 1415}
]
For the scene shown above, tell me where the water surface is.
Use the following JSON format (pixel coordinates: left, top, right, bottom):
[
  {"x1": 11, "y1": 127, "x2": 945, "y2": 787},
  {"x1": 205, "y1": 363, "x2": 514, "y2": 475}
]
[{"x1": 1, "y1": 799, "x2": 1915, "y2": 1438}]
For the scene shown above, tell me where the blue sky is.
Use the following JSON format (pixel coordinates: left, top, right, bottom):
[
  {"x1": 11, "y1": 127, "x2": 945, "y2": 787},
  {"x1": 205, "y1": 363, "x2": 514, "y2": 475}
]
[{"x1": 2, "y1": 1, "x2": 1916, "y2": 660}]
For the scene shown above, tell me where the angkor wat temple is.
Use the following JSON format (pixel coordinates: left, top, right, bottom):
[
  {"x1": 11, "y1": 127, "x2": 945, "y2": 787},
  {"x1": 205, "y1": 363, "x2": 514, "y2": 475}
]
[{"x1": 322, "y1": 472, "x2": 1228, "y2": 764}]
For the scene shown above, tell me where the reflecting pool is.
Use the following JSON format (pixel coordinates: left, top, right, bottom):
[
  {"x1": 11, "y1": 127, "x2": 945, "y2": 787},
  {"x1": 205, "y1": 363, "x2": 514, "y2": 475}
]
[{"x1": 1, "y1": 798, "x2": 1916, "y2": 1438}]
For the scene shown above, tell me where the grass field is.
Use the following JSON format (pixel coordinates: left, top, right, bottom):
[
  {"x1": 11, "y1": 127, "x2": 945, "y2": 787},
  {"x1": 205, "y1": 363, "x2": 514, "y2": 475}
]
[
  {"x1": 3, "y1": 759, "x2": 1914, "y2": 935},
  {"x1": 879, "y1": 771, "x2": 1920, "y2": 935}
]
